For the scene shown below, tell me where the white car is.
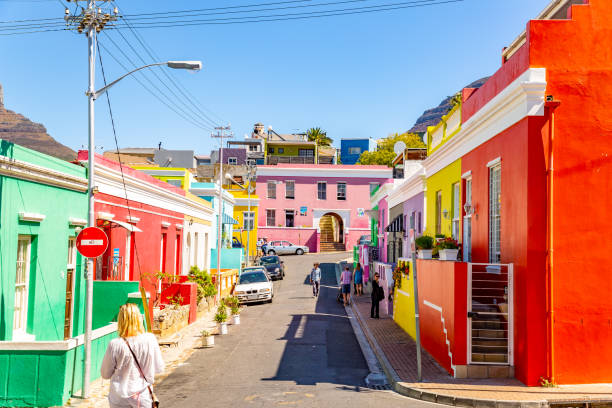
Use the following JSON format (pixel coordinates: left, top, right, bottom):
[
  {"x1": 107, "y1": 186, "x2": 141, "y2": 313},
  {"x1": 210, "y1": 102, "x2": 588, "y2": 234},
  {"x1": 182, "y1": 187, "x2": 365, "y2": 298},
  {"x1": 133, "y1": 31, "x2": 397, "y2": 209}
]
[
  {"x1": 234, "y1": 269, "x2": 274, "y2": 304},
  {"x1": 266, "y1": 240, "x2": 309, "y2": 256}
]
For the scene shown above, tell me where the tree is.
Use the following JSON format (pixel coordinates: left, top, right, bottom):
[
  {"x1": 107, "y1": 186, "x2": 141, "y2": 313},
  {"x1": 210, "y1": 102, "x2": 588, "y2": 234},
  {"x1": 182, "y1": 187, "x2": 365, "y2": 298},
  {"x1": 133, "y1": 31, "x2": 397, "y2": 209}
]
[
  {"x1": 306, "y1": 127, "x2": 333, "y2": 146},
  {"x1": 357, "y1": 132, "x2": 425, "y2": 166}
]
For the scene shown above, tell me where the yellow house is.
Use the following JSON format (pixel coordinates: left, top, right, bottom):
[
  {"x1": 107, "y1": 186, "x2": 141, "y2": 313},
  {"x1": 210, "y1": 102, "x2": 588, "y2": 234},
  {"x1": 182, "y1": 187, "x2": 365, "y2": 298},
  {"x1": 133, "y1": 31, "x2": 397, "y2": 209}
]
[
  {"x1": 130, "y1": 166, "x2": 195, "y2": 190},
  {"x1": 224, "y1": 180, "x2": 259, "y2": 261},
  {"x1": 423, "y1": 97, "x2": 464, "y2": 241}
]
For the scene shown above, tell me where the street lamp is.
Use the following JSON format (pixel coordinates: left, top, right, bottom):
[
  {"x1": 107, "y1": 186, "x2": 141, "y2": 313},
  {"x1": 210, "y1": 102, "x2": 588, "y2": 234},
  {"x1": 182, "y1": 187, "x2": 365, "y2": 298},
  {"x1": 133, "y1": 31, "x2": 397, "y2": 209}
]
[
  {"x1": 226, "y1": 165, "x2": 256, "y2": 265},
  {"x1": 82, "y1": 55, "x2": 201, "y2": 398}
]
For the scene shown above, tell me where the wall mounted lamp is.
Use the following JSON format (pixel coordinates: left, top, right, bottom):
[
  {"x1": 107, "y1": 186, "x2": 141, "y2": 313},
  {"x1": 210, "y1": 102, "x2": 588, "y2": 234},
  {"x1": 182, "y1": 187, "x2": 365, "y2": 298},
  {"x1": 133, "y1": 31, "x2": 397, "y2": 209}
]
[{"x1": 442, "y1": 209, "x2": 450, "y2": 219}]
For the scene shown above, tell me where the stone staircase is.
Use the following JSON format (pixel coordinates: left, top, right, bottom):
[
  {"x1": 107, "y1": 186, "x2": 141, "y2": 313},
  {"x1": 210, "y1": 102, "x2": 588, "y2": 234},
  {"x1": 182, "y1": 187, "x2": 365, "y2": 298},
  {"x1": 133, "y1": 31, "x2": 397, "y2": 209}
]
[{"x1": 320, "y1": 242, "x2": 346, "y2": 252}]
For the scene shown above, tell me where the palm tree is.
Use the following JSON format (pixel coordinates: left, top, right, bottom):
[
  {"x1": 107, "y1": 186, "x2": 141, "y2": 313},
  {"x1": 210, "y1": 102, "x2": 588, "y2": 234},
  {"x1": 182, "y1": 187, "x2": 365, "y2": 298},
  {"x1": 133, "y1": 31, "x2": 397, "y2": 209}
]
[{"x1": 306, "y1": 127, "x2": 332, "y2": 146}]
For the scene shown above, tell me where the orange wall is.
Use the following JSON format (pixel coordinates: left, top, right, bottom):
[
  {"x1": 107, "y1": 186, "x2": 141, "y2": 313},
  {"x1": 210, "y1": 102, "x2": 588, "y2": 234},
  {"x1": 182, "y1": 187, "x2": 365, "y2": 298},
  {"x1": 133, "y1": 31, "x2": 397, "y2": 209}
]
[
  {"x1": 416, "y1": 260, "x2": 468, "y2": 375},
  {"x1": 528, "y1": 0, "x2": 612, "y2": 384}
]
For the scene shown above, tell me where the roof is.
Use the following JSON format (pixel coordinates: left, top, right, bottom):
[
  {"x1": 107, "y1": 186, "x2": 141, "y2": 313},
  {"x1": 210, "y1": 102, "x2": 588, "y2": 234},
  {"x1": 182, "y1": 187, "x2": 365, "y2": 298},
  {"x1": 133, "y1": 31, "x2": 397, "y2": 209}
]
[
  {"x1": 110, "y1": 147, "x2": 156, "y2": 155},
  {"x1": 257, "y1": 164, "x2": 389, "y2": 170},
  {"x1": 267, "y1": 140, "x2": 315, "y2": 146}
]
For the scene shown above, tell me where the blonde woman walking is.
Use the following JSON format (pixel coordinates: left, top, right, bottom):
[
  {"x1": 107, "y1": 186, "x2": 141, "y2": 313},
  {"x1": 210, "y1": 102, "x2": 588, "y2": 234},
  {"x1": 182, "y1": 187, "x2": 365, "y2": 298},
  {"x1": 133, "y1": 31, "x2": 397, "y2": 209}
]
[{"x1": 101, "y1": 303, "x2": 165, "y2": 408}]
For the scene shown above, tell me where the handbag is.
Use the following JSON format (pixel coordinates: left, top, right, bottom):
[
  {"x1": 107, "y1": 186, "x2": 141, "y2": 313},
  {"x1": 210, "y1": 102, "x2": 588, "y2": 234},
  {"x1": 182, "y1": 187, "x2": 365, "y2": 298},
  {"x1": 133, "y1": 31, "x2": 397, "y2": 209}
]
[{"x1": 123, "y1": 338, "x2": 160, "y2": 408}]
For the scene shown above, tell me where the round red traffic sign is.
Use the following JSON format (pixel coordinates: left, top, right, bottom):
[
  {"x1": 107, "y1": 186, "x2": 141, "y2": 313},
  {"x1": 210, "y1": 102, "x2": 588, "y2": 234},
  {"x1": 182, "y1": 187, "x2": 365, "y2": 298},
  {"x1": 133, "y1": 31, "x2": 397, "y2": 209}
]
[{"x1": 76, "y1": 227, "x2": 109, "y2": 258}]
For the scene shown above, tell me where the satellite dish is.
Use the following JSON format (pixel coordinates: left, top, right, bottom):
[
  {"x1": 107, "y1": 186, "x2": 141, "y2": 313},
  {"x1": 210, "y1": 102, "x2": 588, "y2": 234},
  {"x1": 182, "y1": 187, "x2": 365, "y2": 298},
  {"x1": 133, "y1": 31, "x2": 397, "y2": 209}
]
[{"x1": 393, "y1": 141, "x2": 406, "y2": 155}]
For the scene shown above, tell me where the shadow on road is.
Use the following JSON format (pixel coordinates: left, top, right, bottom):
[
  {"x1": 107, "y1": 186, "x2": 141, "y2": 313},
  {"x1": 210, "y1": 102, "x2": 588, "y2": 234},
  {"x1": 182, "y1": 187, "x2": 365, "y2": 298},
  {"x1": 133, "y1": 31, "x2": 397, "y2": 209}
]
[{"x1": 262, "y1": 262, "x2": 368, "y2": 387}]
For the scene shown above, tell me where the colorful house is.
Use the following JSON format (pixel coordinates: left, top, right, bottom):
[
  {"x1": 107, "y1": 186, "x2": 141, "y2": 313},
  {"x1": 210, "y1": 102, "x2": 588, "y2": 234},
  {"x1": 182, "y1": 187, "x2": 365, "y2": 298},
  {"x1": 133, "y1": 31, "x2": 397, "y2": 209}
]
[
  {"x1": 224, "y1": 180, "x2": 259, "y2": 261},
  {"x1": 340, "y1": 138, "x2": 377, "y2": 165},
  {"x1": 391, "y1": 0, "x2": 612, "y2": 386},
  {"x1": 257, "y1": 164, "x2": 392, "y2": 252},
  {"x1": 0, "y1": 141, "x2": 123, "y2": 407}
]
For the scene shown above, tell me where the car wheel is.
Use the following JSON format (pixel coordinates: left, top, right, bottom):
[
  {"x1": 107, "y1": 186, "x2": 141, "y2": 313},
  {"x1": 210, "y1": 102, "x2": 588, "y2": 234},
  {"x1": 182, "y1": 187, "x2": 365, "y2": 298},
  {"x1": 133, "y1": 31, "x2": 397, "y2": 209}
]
[
  {"x1": 296, "y1": 248, "x2": 304, "y2": 255},
  {"x1": 268, "y1": 296, "x2": 273, "y2": 303},
  {"x1": 268, "y1": 250, "x2": 276, "y2": 255}
]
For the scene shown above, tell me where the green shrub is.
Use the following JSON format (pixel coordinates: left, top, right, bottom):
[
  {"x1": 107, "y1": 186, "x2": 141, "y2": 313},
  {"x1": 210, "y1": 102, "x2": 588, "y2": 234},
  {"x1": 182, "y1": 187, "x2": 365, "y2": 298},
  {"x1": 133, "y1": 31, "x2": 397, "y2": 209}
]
[
  {"x1": 415, "y1": 235, "x2": 434, "y2": 250},
  {"x1": 214, "y1": 304, "x2": 227, "y2": 323},
  {"x1": 188, "y1": 266, "x2": 217, "y2": 303}
]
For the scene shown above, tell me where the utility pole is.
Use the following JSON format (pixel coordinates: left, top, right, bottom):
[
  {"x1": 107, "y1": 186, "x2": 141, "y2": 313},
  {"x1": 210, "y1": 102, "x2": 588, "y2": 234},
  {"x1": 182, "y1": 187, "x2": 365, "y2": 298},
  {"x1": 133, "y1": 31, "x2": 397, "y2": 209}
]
[
  {"x1": 409, "y1": 214, "x2": 423, "y2": 381},
  {"x1": 65, "y1": 1, "x2": 118, "y2": 398},
  {"x1": 245, "y1": 163, "x2": 256, "y2": 265},
  {"x1": 211, "y1": 125, "x2": 233, "y2": 299}
]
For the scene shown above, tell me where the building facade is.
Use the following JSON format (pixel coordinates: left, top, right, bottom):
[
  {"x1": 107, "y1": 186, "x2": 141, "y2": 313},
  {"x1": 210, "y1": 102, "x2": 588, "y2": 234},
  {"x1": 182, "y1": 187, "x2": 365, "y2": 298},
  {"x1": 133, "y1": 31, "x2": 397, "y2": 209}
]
[
  {"x1": 257, "y1": 164, "x2": 392, "y2": 252},
  {"x1": 340, "y1": 138, "x2": 376, "y2": 164}
]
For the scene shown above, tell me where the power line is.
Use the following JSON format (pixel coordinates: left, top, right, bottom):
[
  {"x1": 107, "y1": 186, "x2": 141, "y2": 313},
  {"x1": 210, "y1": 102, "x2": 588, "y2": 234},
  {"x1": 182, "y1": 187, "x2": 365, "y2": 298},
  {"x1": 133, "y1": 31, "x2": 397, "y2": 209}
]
[{"x1": 98, "y1": 39, "x2": 213, "y2": 131}]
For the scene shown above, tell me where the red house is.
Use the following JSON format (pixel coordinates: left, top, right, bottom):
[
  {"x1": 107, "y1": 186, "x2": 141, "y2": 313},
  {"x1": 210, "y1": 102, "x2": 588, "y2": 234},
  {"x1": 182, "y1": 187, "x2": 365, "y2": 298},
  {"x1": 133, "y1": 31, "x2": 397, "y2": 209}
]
[{"x1": 408, "y1": 0, "x2": 612, "y2": 386}]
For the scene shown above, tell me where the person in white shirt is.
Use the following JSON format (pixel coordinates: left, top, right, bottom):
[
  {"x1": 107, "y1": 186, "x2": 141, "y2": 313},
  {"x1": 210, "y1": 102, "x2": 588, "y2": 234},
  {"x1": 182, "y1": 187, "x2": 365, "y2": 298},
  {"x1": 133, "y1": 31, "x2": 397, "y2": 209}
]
[{"x1": 101, "y1": 303, "x2": 165, "y2": 408}]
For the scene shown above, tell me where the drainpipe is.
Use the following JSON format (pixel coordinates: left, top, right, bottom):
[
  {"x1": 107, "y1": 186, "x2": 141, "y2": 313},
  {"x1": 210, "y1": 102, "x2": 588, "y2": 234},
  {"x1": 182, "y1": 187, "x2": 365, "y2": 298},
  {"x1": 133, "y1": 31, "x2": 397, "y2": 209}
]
[{"x1": 545, "y1": 98, "x2": 561, "y2": 382}]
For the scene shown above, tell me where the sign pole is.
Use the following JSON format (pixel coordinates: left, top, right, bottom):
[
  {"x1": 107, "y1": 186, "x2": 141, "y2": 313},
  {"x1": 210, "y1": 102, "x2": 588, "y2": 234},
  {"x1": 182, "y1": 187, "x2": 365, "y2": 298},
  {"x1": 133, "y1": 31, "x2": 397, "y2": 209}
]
[{"x1": 409, "y1": 214, "x2": 423, "y2": 382}]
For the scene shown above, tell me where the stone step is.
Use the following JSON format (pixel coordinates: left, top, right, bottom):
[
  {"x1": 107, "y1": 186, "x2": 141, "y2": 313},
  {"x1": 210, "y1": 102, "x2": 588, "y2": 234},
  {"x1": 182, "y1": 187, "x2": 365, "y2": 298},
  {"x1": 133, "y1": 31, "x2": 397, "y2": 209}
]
[
  {"x1": 471, "y1": 352, "x2": 508, "y2": 363},
  {"x1": 473, "y1": 329, "x2": 507, "y2": 338}
]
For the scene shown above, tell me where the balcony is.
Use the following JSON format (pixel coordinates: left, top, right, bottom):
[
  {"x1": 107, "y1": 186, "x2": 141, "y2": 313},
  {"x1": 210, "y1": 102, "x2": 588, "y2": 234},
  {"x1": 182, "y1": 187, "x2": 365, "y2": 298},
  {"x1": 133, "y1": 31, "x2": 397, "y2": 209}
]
[{"x1": 266, "y1": 155, "x2": 315, "y2": 165}]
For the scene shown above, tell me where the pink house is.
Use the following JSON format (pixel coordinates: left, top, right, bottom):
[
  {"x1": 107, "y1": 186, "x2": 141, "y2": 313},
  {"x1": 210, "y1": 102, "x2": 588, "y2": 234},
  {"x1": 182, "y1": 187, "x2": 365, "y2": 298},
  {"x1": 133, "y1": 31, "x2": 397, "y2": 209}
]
[{"x1": 256, "y1": 164, "x2": 393, "y2": 252}]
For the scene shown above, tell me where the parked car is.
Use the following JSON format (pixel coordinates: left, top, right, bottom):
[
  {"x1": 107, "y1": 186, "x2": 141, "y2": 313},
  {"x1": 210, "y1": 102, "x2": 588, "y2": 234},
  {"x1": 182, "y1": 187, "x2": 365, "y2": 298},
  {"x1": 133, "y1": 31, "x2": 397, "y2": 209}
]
[
  {"x1": 258, "y1": 255, "x2": 285, "y2": 280},
  {"x1": 266, "y1": 240, "x2": 309, "y2": 256},
  {"x1": 357, "y1": 235, "x2": 371, "y2": 245},
  {"x1": 234, "y1": 270, "x2": 273, "y2": 304}
]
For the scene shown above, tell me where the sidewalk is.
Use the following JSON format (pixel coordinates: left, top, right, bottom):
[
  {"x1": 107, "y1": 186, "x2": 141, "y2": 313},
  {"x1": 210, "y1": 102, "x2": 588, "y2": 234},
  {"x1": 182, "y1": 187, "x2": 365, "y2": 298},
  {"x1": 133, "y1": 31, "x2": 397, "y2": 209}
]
[
  {"x1": 349, "y1": 294, "x2": 612, "y2": 407},
  {"x1": 69, "y1": 306, "x2": 220, "y2": 407}
]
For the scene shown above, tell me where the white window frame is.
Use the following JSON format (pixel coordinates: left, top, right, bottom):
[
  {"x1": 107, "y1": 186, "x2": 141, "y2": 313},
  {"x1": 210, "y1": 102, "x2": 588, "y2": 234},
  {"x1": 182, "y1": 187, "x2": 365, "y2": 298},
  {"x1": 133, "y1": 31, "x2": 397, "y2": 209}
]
[
  {"x1": 452, "y1": 182, "x2": 461, "y2": 240},
  {"x1": 243, "y1": 211, "x2": 255, "y2": 231},
  {"x1": 228, "y1": 157, "x2": 238, "y2": 165},
  {"x1": 317, "y1": 181, "x2": 327, "y2": 200},
  {"x1": 285, "y1": 180, "x2": 295, "y2": 199},
  {"x1": 337, "y1": 182, "x2": 347, "y2": 201},
  {"x1": 463, "y1": 176, "x2": 473, "y2": 262},
  {"x1": 266, "y1": 209, "x2": 276, "y2": 227},
  {"x1": 14, "y1": 235, "x2": 33, "y2": 340},
  {"x1": 65, "y1": 237, "x2": 77, "y2": 338},
  {"x1": 248, "y1": 144, "x2": 258, "y2": 152},
  {"x1": 124, "y1": 231, "x2": 131, "y2": 281},
  {"x1": 489, "y1": 163, "x2": 501, "y2": 263},
  {"x1": 348, "y1": 146, "x2": 362, "y2": 155},
  {"x1": 267, "y1": 181, "x2": 276, "y2": 199}
]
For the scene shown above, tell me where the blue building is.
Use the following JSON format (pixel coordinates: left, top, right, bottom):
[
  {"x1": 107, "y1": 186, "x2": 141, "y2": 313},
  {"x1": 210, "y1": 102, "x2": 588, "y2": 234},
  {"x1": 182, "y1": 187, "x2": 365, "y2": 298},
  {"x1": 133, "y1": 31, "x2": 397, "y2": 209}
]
[{"x1": 340, "y1": 138, "x2": 376, "y2": 164}]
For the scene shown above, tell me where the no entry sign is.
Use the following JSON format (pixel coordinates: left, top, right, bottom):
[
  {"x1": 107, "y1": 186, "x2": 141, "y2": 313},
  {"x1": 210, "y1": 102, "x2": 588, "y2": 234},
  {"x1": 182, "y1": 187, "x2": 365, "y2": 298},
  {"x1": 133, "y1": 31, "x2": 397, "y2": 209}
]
[{"x1": 76, "y1": 227, "x2": 109, "y2": 258}]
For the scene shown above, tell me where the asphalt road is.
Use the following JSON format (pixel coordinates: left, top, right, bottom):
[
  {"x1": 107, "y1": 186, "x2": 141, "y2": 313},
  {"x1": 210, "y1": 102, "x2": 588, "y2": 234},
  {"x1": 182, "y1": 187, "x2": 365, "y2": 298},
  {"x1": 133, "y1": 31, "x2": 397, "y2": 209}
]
[{"x1": 155, "y1": 252, "x2": 440, "y2": 408}]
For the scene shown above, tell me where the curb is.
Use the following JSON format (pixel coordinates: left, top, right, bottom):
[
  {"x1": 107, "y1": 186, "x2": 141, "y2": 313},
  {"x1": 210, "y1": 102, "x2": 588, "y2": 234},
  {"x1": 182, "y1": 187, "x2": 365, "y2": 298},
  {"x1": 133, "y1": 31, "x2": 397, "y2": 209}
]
[{"x1": 345, "y1": 278, "x2": 553, "y2": 408}]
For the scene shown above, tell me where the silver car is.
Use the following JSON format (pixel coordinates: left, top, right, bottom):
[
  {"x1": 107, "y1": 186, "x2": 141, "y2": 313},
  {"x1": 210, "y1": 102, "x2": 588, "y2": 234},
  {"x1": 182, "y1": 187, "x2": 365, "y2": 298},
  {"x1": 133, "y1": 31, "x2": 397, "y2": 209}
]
[{"x1": 266, "y1": 240, "x2": 309, "y2": 256}]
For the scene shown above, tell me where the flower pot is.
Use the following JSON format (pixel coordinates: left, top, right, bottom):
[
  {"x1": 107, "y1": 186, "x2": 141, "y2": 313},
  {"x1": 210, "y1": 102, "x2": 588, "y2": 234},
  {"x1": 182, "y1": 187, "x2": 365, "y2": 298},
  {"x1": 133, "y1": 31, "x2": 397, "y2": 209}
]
[
  {"x1": 417, "y1": 249, "x2": 433, "y2": 259},
  {"x1": 202, "y1": 335, "x2": 214, "y2": 347},
  {"x1": 219, "y1": 322, "x2": 228, "y2": 335},
  {"x1": 232, "y1": 314, "x2": 241, "y2": 325},
  {"x1": 439, "y1": 249, "x2": 459, "y2": 261}
]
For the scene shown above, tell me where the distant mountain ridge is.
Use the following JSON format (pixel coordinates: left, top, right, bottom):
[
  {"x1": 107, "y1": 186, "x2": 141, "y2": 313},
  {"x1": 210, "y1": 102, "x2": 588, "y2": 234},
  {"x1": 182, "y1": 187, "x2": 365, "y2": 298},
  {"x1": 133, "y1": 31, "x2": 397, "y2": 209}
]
[
  {"x1": 0, "y1": 84, "x2": 76, "y2": 161},
  {"x1": 408, "y1": 77, "x2": 489, "y2": 134}
]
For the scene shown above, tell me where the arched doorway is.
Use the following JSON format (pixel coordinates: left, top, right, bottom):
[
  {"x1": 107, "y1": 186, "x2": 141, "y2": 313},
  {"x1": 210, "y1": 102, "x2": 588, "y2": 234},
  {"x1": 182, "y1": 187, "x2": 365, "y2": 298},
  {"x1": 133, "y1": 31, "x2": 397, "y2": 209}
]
[{"x1": 320, "y1": 212, "x2": 345, "y2": 252}]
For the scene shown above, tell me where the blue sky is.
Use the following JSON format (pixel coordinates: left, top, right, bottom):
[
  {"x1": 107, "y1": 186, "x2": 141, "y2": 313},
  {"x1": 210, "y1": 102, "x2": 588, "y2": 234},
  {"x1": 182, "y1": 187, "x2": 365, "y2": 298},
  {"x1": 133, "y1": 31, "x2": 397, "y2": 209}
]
[{"x1": 0, "y1": 0, "x2": 551, "y2": 155}]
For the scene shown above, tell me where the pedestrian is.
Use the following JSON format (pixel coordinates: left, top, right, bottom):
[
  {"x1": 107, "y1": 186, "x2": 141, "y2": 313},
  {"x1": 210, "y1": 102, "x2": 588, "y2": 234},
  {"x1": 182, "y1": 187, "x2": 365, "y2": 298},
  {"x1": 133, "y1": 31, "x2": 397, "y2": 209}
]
[
  {"x1": 310, "y1": 262, "x2": 321, "y2": 297},
  {"x1": 101, "y1": 303, "x2": 164, "y2": 408},
  {"x1": 371, "y1": 272, "x2": 383, "y2": 319},
  {"x1": 341, "y1": 266, "x2": 352, "y2": 306},
  {"x1": 354, "y1": 263, "x2": 363, "y2": 296}
]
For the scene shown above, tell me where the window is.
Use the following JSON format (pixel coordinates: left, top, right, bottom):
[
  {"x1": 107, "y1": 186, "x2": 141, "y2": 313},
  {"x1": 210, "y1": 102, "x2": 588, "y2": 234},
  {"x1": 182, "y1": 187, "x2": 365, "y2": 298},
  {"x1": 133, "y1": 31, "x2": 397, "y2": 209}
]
[
  {"x1": 228, "y1": 157, "x2": 238, "y2": 165},
  {"x1": 417, "y1": 211, "x2": 422, "y2": 233},
  {"x1": 243, "y1": 211, "x2": 255, "y2": 231},
  {"x1": 489, "y1": 164, "x2": 501, "y2": 263},
  {"x1": 285, "y1": 210, "x2": 295, "y2": 227},
  {"x1": 266, "y1": 209, "x2": 276, "y2": 226},
  {"x1": 285, "y1": 181, "x2": 295, "y2": 199},
  {"x1": 278, "y1": 148, "x2": 284, "y2": 154},
  {"x1": 337, "y1": 182, "x2": 347, "y2": 200},
  {"x1": 249, "y1": 144, "x2": 258, "y2": 151},
  {"x1": 463, "y1": 177, "x2": 472, "y2": 262},
  {"x1": 348, "y1": 147, "x2": 361, "y2": 155},
  {"x1": 369, "y1": 183, "x2": 379, "y2": 195},
  {"x1": 317, "y1": 182, "x2": 327, "y2": 200},
  {"x1": 299, "y1": 149, "x2": 314, "y2": 157},
  {"x1": 14, "y1": 235, "x2": 31, "y2": 338},
  {"x1": 435, "y1": 190, "x2": 442, "y2": 236},
  {"x1": 64, "y1": 237, "x2": 77, "y2": 339},
  {"x1": 452, "y1": 182, "x2": 461, "y2": 239},
  {"x1": 124, "y1": 232, "x2": 132, "y2": 281},
  {"x1": 268, "y1": 147, "x2": 274, "y2": 154},
  {"x1": 267, "y1": 181, "x2": 276, "y2": 199}
]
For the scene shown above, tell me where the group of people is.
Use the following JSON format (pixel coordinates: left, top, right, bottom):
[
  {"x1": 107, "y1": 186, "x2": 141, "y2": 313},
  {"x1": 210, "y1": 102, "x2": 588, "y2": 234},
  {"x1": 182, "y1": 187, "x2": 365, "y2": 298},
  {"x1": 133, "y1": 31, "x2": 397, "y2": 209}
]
[{"x1": 312, "y1": 262, "x2": 384, "y2": 319}]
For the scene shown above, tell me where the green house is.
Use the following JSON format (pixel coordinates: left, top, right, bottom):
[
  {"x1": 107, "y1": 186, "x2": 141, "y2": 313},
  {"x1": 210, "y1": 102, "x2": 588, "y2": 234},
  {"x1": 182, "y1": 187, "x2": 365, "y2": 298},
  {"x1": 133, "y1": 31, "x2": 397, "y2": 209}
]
[{"x1": 0, "y1": 140, "x2": 138, "y2": 407}]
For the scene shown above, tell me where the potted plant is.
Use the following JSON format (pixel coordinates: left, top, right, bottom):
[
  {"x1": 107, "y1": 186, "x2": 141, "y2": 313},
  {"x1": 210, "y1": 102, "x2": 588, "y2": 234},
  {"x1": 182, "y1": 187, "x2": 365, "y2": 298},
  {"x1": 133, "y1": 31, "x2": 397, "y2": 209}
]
[
  {"x1": 201, "y1": 329, "x2": 214, "y2": 347},
  {"x1": 436, "y1": 237, "x2": 459, "y2": 261},
  {"x1": 215, "y1": 304, "x2": 228, "y2": 335},
  {"x1": 415, "y1": 235, "x2": 434, "y2": 259},
  {"x1": 231, "y1": 304, "x2": 241, "y2": 325}
]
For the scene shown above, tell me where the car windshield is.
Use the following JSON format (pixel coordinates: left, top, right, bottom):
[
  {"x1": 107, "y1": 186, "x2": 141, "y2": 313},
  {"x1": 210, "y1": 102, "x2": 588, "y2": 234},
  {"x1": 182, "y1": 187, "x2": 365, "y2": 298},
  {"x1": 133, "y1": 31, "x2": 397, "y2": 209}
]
[
  {"x1": 260, "y1": 256, "x2": 279, "y2": 265},
  {"x1": 239, "y1": 272, "x2": 268, "y2": 284}
]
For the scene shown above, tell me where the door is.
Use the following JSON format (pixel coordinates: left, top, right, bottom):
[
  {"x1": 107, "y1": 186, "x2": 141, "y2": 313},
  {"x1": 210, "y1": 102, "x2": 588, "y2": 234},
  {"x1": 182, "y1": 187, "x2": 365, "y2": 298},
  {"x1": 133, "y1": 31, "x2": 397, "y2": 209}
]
[
  {"x1": 14, "y1": 235, "x2": 31, "y2": 337},
  {"x1": 64, "y1": 237, "x2": 76, "y2": 339},
  {"x1": 467, "y1": 263, "x2": 513, "y2": 365}
]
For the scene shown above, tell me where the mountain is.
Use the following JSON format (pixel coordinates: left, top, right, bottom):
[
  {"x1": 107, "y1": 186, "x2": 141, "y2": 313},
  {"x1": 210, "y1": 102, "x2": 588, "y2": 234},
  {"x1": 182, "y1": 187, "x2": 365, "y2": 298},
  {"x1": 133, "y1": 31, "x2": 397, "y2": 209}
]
[
  {"x1": 408, "y1": 77, "x2": 490, "y2": 134},
  {"x1": 0, "y1": 84, "x2": 76, "y2": 161}
]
